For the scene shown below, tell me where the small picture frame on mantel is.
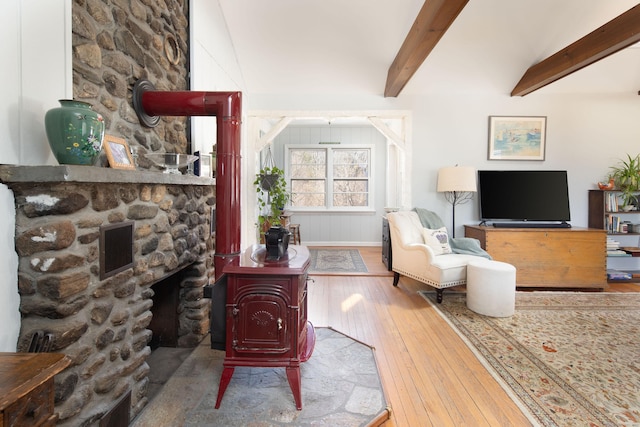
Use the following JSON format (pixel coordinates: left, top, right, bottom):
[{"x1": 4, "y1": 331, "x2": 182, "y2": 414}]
[
  {"x1": 488, "y1": 116, "x2": 547, "y2": 161},
  {"x1": 104, "y1": 135, "x2": 136, "y2": 170}
]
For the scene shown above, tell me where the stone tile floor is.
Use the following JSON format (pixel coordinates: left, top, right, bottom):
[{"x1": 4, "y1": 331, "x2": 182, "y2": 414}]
[{"x1": 131, "y1": 328, "x2": 389, "y2": 426}]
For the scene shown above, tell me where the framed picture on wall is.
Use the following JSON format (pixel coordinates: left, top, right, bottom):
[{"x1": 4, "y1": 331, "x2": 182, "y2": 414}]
[
  {"x1": 104, "y1": 135, "x2": 136, "y2": 170},
  {"x1": 488, "y1": 116, "x2": 547, "y2": 161}
]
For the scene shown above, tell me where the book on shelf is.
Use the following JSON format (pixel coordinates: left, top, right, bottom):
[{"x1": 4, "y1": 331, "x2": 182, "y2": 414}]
[
  {"x1": 605, "y1": 215, "x2": 636, "y2": 233},
  {"x1": 605, "y1": 214, "x2": 620, "y2": 233},
  {"x1": 606, "y1": 270, "x2": 633, "y2": 280},
  {"x1": 606, "y1": 237, "x2": 621, "y2": 249},
  {"x1": 606, "y1": 192, "x2": 620, "y2": 212},
  {"x1": 607, "y1": 249, "x2": 631, "y2": 256}
]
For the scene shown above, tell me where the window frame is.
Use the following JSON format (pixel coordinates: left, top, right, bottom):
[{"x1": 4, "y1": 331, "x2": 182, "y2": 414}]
[{"x1": 285, "y1": 144, "x2": 375, "y2": 213}]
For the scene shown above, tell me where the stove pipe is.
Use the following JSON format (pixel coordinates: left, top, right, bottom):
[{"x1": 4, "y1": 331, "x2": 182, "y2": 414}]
[{"x1": 132, "y1": 80, "x2": 241, "y2": 280}]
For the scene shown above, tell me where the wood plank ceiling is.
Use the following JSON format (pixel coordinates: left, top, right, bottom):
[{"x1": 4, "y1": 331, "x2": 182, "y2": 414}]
[{"x1": 386, "y1": 2, "x2": 640, "y2": 97}]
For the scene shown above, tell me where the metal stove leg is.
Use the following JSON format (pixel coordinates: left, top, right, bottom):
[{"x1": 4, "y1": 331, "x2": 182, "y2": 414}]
[
  {"x1": 286, "y1": 366, "x2": 303, "y2": 410},
  {"x1": 215, "y1": 366, "x2": 235, "y2": 408}
]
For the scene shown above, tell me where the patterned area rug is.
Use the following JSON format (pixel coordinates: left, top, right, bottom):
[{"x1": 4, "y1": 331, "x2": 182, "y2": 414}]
[
  {"x1": 419, "y1": 291, "x2": 640, "y2": 427},
  {"x1": 309, "y1": 249, "x2": 368, "y2": 274}
]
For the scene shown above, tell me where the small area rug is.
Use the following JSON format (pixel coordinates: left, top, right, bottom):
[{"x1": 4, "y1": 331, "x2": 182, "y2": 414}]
[
  {"x1": 309, "y1": 249, "x2": 368, "y2": 274},
  {"x1": 419, "y1": 291, "x2": 640, "y2": 427},
  {"x1": 133, "y1": 327, "x2": 389, "y2": 427}
]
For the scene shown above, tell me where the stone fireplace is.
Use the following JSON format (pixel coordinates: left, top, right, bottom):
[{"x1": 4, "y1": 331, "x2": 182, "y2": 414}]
[{"x1": 0, "y1": 164, "x2": 215, "y2": 425}]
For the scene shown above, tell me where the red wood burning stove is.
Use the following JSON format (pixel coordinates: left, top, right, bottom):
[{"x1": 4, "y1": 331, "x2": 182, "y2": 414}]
[{"x1": 214, "y1": 244, "x2": 315, "y2": 410}]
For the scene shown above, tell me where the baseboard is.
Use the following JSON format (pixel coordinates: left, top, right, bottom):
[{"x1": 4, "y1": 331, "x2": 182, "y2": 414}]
[{"x1": 303, "y1": 241, "x2": 382, "y2": 247}]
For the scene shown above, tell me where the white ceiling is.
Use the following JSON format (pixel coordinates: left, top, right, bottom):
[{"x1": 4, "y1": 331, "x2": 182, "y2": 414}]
[{"x1": 218, "y1": 0, "x2": 640, "y2": 97}]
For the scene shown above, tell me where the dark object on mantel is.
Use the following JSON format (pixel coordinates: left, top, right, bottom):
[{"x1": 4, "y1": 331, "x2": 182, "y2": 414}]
[{"x1": 264, "y1": 226, "x2": 291, "y2": 260}]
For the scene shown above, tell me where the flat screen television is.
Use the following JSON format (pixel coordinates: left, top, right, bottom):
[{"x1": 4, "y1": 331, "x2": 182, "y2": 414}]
[{"x1": 478, "y1": 170, "x2": 571, "y2": 227}]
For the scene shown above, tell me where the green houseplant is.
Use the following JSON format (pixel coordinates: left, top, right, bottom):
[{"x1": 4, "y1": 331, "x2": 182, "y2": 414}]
[
  {"x1": 610, "y1": 153, "x2": 640, "y2": 208},
  {"x1": 254, "y1": 165, "x2": 290, "y2": 237}
]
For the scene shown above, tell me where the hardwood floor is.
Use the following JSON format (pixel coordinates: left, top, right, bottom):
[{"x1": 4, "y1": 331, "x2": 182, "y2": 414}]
[{"x1": 307, "y1": 246, "x2": 639, "y2": 426}]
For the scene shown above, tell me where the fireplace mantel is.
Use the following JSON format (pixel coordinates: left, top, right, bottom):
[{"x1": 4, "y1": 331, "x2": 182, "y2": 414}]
[{"x1": 0, "y1": 164, "x2": 215, "y2": 186}]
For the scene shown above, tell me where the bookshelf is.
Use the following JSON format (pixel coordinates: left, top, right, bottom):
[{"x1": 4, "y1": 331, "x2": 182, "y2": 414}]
[{"x1": 588, "y1": 189, "x2": 640, "y2": 282}]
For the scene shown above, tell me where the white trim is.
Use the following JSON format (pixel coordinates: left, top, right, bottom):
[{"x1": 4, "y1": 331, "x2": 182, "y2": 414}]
[
  {"x1": 244, "y1": 110, "x2": 412, "y2": 246},
  {"x1": 303, "y1": 241, "x2": 382, "y2": 247}
]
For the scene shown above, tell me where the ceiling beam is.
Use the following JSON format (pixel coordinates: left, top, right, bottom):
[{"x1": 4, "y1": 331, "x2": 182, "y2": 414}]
[
  {"x1": 384, "y1": 0, "x2": 469, "y2": 98},
  {"x1": 511, "y1": 4, "x2": 640, "y2": 96}
]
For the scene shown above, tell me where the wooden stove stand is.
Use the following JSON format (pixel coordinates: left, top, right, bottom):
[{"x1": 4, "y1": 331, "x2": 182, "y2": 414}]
[{"x1": 215, "y1": 245, "x2": 315, "y2": 410}]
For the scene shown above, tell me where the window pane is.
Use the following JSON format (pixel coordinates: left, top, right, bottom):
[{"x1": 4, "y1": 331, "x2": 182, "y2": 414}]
[
  {"x1": 292, "y1": 180, "x2": 325, "y2": 192},
  {"x1": 334, "y1": 180, "x2": 368, "y2": 193},
  {"x1": 291, "y1": 179, "x2": 325, "y2": 207},
  {"x1": 292, "y1": 193, "x2": 326, "y2": 207},
  {"x1": 333, "y1": 164, "x2": 369, "y2": 178},
  {"x1": 290, "y1": 149, "x2": 327, "y2": 207},
  {"x1": 333, "y1": 193, "x2": 368, "y2": 206},
  {"x1": 290, "y1": 149, "x2": 326, "y2": 179},
  {"x1": 333, "y1": 180, "x2": 368, "y2": 207},
  {"x1": 333, "y1": 149, "x2": 369, "y2": 178},
  {"x1": 291, "y1": 164, "x2": 325, "y2": 179}
]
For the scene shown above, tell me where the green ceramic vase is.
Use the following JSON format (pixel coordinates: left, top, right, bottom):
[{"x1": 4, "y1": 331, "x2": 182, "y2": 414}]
[{"x1": 45, "y1": 99, "x2": 105, "y2": 165}]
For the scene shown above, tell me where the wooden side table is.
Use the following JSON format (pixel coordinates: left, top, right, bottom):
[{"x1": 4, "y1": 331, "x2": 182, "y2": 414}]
[{"x1": 0, "y1": 352, "x2": 71, "y2": 427}]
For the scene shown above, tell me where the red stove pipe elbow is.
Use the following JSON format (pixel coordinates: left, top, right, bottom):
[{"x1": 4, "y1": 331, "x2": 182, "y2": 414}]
[{"x1": 132, "y1": 80, "x2": 242, "y2": 280}]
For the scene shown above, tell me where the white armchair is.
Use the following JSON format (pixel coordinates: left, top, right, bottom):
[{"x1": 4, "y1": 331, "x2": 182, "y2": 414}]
[{"x1": 386, "y1": 210, "x2": 490, "y2": 303}]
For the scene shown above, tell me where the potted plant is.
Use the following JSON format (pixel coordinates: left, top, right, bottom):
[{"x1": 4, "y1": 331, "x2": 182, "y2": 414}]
[
  {"x1": 610, "y1": 153, "x2": 640, "y2": 209},
  {"x1": 254, "y1": 165, "x2": 290, "y2": 239},
  {"x1": 258, "y1": 166, "x2": 280, "y2": 191}
]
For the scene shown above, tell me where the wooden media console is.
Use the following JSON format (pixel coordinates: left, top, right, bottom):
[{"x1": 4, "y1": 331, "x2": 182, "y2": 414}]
[{"x1": 464, "y1": 225, "x2": 607, "y2": 289}]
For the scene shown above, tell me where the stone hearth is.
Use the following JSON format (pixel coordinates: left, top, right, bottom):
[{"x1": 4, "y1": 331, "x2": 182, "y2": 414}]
[{"x1": 0, "y1": 164, "x2": 215, "y2": 426}]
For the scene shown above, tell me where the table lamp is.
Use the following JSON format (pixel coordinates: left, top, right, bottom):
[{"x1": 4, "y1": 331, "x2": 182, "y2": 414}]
[{"x1": 437, "y1": 165, "x2": 477, "y2": 237}]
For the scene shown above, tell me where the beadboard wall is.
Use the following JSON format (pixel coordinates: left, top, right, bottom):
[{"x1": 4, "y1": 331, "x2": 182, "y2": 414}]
[{"x1": 272, "y1": 125, "x2": 387, "y2": 246}]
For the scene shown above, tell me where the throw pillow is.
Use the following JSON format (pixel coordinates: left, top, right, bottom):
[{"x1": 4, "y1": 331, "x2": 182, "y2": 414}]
[{"x1": 422, "y1": 227, "x2": 452, "y2": 255}]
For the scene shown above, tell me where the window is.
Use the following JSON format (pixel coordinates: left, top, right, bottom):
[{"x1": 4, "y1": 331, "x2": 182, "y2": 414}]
[{"x1": 286, "y1": 145, "x2": 373, "y2": 211}]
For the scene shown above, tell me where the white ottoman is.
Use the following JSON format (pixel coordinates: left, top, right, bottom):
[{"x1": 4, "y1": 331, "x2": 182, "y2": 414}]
[{"x1": 466, "y1": 259, "x2": 516, "y2": 317}]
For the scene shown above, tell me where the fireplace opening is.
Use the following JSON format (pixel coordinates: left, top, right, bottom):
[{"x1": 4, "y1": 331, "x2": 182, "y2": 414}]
[
  {"x1": 149, "y1": 267, "x2": 191, "y2": 349},
  {"x1": 146, "y1": 265, "x2": 197, "y2": 404}
]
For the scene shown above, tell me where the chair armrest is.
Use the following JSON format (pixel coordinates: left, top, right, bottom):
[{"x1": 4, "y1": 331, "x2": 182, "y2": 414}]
[
  {"x1": 393, "y1": 242, "x2": 437, "y2": 273},
  {"x1": 405, "y1": 242, "x2": 437, "y2": 259}
]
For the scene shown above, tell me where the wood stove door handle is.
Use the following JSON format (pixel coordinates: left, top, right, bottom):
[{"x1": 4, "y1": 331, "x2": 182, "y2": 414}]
[{"x1": 277, "y1": 318, "x2": 283, "y2": 330}]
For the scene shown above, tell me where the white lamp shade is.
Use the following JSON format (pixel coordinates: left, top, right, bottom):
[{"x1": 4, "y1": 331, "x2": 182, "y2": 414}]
[{"x1": 437, "y1": 166, "x2": 477, "y2": 192}]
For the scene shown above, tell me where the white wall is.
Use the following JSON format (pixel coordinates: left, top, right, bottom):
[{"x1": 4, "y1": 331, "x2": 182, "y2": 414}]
[
  {"x1": 250, "y1": 91, "x2": 640, "y2": 239},
  {"x1": 0, "y1": 0, "x2": 71, "y2": 351},
  {"x1": 190, "y1": 0, "x2": 250, "y2": 248},
  {"x1": 409, "y1": 93, "x2": 640, "y2": 236},
  {"x1": 190, "y1": 0, "x2": 246, "y2": 155}
]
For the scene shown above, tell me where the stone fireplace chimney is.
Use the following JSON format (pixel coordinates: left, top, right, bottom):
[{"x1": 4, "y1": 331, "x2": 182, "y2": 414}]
[{"x1": 0, "y1": 165, "x2": 215, "y2": 425}]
